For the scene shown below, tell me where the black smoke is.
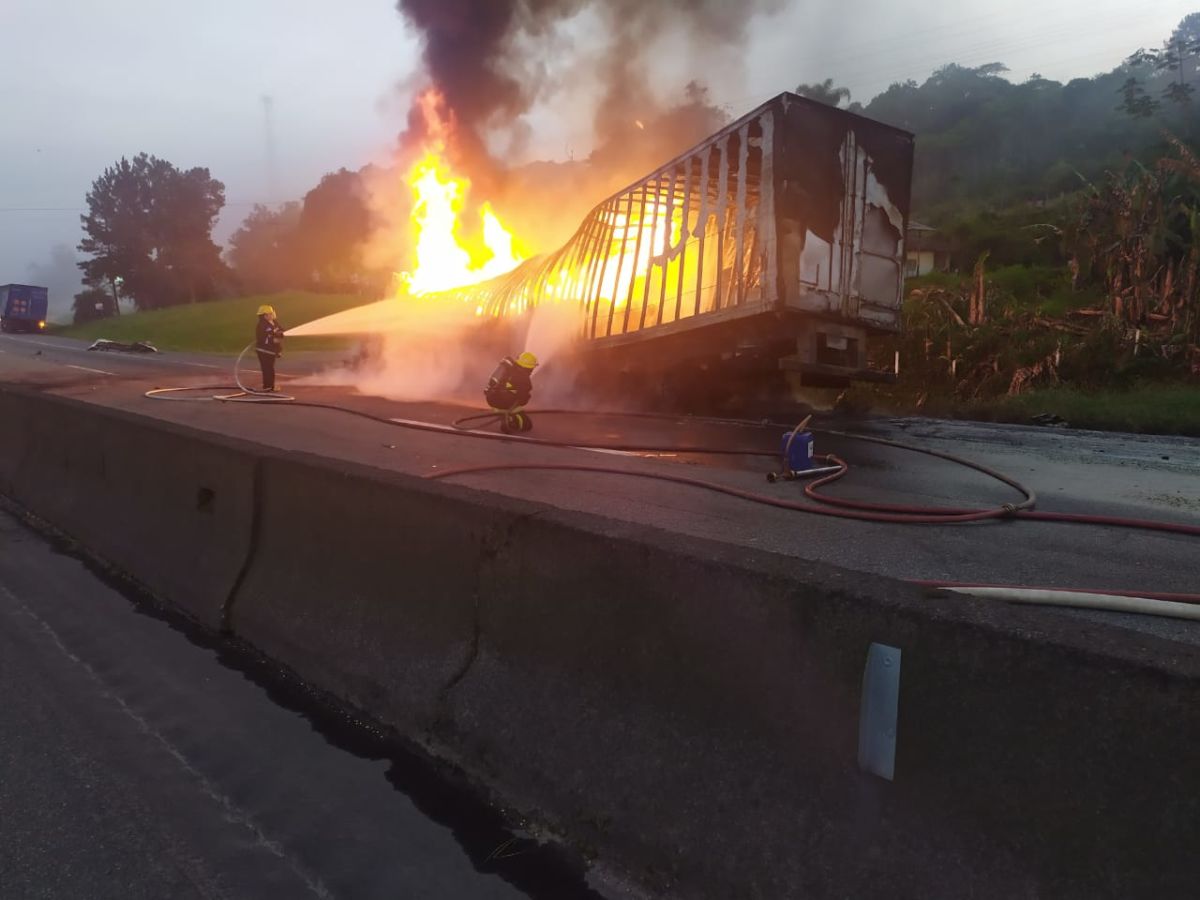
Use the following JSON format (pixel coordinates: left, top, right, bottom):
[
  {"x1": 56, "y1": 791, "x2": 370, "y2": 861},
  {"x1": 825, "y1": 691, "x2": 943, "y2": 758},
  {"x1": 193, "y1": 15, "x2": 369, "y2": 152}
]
[{"x1": 396, "y1": 0, "x2": 785, "y2": 161}]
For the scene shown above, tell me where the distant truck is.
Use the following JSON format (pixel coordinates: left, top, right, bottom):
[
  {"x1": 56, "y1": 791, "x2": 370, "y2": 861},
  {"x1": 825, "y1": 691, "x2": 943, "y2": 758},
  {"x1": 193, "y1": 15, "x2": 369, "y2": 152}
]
[{"x1": 0, "y1": 284, "x2": 49, "y2": 333}]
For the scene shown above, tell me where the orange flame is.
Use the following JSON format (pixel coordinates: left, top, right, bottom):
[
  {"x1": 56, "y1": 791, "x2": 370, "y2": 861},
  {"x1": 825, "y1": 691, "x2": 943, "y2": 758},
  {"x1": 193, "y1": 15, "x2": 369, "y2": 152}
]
[
  {"x1": 387, "y1": 92, "x2": 700, "y2": 332},
  {"x1": 398, "y1": 90, "x2": 526, "y2": 299},
  {"x1": 594, "y1": 203, "x2": 683, "y2": 312}
]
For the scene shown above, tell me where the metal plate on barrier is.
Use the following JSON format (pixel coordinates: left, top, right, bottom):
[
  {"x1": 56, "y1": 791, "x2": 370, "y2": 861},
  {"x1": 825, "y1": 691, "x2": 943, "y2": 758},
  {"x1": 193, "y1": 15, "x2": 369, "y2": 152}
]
[{"x1": 858, "y1": 642, "x2": 901, "y2": 781}]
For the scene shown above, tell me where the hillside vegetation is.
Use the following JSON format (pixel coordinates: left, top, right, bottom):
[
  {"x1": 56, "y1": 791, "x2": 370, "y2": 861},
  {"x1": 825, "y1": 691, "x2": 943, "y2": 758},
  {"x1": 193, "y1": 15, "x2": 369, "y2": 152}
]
[{"x1": 794, "y1": 16, "x2": 1200, "y2": 432}]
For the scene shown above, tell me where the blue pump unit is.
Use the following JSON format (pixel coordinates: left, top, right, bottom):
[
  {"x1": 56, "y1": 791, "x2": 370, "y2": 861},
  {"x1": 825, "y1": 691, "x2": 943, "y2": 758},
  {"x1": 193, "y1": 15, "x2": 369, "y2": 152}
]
[{"x1": 781, "y1": 431, "x2": 815, "y2": 472}]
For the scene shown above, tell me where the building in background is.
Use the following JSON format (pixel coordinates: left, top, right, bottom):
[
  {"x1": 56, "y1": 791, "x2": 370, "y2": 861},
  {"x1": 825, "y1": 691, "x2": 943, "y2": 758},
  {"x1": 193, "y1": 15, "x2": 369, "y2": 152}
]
[{"x1": 905, "y1": 222, "x2": 951, "y2": 276}]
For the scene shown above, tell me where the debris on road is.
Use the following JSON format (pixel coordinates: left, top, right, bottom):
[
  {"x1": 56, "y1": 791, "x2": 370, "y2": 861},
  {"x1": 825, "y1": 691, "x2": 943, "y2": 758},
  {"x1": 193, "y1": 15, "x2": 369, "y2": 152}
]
[
  {"x1": 88, "y1": 339, "x2": 159, "y2": 354},
  {"x1": 1030, "y1": 412, "x2": 1070, "y2": 428}
]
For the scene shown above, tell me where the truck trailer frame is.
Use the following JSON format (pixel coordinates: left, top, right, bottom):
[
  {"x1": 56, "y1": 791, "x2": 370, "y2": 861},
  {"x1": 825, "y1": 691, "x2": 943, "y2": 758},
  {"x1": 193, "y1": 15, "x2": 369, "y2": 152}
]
[{"x1": 446, "y1": 93, "x2": 915, "y2": 385}]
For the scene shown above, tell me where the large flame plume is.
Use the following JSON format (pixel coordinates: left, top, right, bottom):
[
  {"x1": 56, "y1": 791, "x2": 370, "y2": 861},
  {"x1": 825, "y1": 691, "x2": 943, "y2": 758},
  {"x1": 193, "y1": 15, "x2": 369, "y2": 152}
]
[
  {"x1": 288, "y1": 90, "x2": 530, "y2": 341},
  {"x1": 399, "y1": 90, "x2": 526, "y2": 299}
]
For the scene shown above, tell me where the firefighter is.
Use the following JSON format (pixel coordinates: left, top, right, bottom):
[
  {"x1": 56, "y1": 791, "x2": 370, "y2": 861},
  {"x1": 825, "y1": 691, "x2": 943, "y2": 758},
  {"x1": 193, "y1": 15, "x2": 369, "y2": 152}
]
[
  {"x1": 485, "y1": 352, "x2": 538, "y2": 433},
  {"x1": 255, "y1": 304, "x2": 284, "y2": 392}
]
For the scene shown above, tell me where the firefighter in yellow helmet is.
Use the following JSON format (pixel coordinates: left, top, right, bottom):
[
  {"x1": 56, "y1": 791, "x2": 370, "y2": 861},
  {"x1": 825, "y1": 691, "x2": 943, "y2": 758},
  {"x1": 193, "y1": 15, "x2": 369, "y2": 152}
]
[
  {"x1": 255, "y1": 304, "x2": 284, "y2": 392},
  {"x1": 485, "y1": 351, "x2": 538, "y2": 433}
]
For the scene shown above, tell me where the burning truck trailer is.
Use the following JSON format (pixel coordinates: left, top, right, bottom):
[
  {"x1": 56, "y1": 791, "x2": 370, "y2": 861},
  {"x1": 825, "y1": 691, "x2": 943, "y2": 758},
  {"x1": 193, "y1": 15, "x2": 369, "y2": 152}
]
[{"x1": 442, "y1": 92, "x2": 915, "y2": 407}]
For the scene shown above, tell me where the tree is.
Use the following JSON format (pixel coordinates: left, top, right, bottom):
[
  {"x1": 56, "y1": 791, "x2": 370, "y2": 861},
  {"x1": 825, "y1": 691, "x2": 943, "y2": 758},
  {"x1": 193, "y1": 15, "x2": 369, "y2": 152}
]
[
  {"x1": 294, "y1": 169, "x2": 372, "y2": 291},
  {"x1": 1065, "y1": 143, "x2": 1200, "y2": 337},
  {"x1": 1118, "y1": 15, "x2": 1200, "y2": 118},
  {"x1": 794, "y1": 78, "x2": 851, "y2": 108},
  {"x1": 77, "y1": 153, "x2": 228, "y2": 310},
  {"x1": 1160, "y1": 14, "x2": 1200, "y2": 105},
  {"x1": 227, "y1": 202, "x2": 303, "y2": 293},
  {"x1": 1119, "y1": 74, "x2": 1159, "y2": 118},
  {"x1": 158, "y1": 164, "x2": 229, "y2": 303},
  {"x1": 1168, "y1": 14, "x2": 1200, "y2": 80}
]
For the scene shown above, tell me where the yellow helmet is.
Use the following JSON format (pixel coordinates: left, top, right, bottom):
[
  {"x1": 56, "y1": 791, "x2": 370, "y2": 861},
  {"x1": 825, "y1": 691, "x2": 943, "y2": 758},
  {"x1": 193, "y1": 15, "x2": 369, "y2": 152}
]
[
  {"x1": 516, "y1": 351, "x2": 539, "y2": 369},
  {"x1": 257, "y1": 304, "x2": 275, "y2": 316}
]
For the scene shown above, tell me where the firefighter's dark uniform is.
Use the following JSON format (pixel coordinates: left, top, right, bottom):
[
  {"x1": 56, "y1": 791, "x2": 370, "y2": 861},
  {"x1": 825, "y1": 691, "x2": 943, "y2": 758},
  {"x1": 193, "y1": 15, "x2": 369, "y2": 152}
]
[
  {"x1": 485, "y1": 357, "x2": 534, "y2": 433},
  {"x1": 255, "y1": 315, "x2": 284, "y2": 391}
]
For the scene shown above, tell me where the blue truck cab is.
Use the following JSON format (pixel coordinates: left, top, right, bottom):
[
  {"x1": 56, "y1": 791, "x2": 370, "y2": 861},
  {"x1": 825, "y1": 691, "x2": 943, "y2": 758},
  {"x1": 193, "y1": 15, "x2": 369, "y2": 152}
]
[{"x1": 0, "y1": 284, "x2": 49, "y2": 333}]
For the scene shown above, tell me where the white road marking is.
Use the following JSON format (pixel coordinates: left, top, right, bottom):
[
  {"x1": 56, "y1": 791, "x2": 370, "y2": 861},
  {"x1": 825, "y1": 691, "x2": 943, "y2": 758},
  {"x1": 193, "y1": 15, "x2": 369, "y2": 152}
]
[
  {"x1": 66, "y1": 364, "x2": 116, "y2": 376},
  {"x1": 0, "y1": 583, "x2": 335, "y2": 900}
]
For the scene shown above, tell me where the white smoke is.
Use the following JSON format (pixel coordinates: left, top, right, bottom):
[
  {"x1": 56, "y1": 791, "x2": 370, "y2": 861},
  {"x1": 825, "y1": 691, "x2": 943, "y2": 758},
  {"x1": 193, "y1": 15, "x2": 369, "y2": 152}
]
[{"x1": 292, "y1": 294, "x2": 585, "y2": 405}]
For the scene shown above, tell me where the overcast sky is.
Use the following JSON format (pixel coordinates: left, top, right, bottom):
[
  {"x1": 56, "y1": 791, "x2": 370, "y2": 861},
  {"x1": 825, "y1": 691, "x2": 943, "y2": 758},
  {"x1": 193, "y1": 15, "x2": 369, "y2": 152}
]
[{"x1": 2, "y1": 0, "x2": 1194, "y2": 313}]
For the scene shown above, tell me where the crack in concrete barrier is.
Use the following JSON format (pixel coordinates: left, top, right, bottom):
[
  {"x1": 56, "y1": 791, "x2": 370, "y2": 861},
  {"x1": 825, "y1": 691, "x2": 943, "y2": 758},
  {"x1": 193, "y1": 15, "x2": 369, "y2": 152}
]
[
  {"x1": 439, "y1": 509, "x2": 542, "y2": 701},
  {"x1": 222, "y1": 455, "x2": 265, "y2": 635}
]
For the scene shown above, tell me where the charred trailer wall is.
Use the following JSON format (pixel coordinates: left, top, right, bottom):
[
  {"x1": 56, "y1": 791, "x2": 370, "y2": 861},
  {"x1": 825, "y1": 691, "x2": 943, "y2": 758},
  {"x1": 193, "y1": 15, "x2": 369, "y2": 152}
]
[
  {"x1": 770, "y1": 95, "x2": 914, "y2": 382},
  {"x1": 465, "y1": 107, "x2": 781, "y2": 342},
  {"x1": 774, "y1": 95, "x2": 914, "y2": 332}
]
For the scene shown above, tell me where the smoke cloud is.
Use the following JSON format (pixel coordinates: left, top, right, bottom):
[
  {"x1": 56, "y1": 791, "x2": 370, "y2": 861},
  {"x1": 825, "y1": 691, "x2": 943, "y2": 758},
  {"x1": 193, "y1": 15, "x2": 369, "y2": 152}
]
[
  {"x1": 292, "y1": 290, "x2": 586, "y2": 403},
  {"x1": 26, "y1": 244, "x2": 84, "y2": 323},
  {"x1": 395, "y1": 0, "x2": 786, "y2": 168},
  {"x1": 291, "y1": 300, "x2": 478, "y2": 400},
  {"x1": 388, "y1": 0, "x2": 789, "y2": 268}
]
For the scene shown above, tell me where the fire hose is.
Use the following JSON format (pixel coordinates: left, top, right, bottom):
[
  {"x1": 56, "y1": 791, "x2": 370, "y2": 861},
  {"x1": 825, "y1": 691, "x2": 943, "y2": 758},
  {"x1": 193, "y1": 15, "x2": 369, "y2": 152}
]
[
  {"x1": 144, "y1": 344, "x2": 295, "y2": 403},
  {"x1": 424, "y1": 458, "x2": 1200, "y2": 620},
  {"x1": 143, "y1": 353, "x2": 1200, "y2": 619}
]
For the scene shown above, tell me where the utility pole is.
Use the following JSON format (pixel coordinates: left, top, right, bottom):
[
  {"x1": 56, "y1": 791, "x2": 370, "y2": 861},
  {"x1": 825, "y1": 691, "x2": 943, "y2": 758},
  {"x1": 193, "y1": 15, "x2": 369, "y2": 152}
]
[
  {"x1": 109, "y1": 275, "x2": 123, "y2": 317},
  {"x1": 262, "y1": 95, "x2": 280, "y2": 207}
]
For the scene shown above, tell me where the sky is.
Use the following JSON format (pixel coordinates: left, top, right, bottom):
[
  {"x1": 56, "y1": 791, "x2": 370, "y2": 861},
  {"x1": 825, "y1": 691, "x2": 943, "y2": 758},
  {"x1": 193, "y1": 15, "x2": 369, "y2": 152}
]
[{"x1": 1, "y1": 0, "x2": 1195, "y2": 317}]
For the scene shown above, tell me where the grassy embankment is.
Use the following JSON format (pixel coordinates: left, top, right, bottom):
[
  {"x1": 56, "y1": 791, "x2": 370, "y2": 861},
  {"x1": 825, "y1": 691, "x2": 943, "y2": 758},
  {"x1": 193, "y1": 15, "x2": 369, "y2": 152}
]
[
  {"x1": 965, "y1": 386, "x2": 1200, "y2": 435},
  {"x1": 55, "y1": 292, "x2": 367, "y2": 354},
  {"x1": 847, "y1": 382, "x2": 1200, "y2": 436}
]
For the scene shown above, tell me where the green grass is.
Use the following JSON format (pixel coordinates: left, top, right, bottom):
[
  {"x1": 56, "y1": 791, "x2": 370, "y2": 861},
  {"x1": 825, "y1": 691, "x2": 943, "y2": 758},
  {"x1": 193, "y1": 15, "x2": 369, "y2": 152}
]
[
  {"x1": 846, "y1": 383, "x2": 1200, "y2": 436},
  {"x1": 55, "y1": 291, "x2": 368, "y2": 354},
  {"x1": 963, "y1": 385, "x2": 1200, "y2": 436}
]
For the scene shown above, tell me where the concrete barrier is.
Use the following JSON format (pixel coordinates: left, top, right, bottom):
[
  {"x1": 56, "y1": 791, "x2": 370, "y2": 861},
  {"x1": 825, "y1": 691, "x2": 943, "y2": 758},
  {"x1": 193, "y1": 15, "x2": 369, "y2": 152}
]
[
  {"x1": 0, "y1": 387, "x2": 258, "y2": 629},
  {"x1": 431, "y1": 511, "x2": 1009, "y2": 896},
  {"x1": 0, "y1": 388, "x2": 35, "y2": 491},
  {"x1": 227, "y1": 454, "x2": 532, "y2": 734},
  {"x1": 438, "y1": 508, "x2": 1200, "y2": 898},
  {"x1": 1, "y1": 385, "x2": 1198, "y2": 898},
  {"x1": 226, "y1": 447, "x2": 1200, "y2": 898}
]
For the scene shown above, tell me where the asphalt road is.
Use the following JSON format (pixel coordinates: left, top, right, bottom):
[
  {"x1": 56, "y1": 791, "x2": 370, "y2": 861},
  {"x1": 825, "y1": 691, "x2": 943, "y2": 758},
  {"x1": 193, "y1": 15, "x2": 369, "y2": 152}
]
[
  {"x1": 0, "y1": 507, "x2": 603, "y2": 900},
  {"x1": 0, "y1": 333, "x2": 340, "y2": 382}
]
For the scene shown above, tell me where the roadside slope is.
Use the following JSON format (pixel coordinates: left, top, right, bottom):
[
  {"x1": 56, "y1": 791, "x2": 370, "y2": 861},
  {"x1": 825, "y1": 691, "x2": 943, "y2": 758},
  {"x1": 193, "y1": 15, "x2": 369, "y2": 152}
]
[{"x1": 57, "y1": 291, "x2": 365, "y2": 354}]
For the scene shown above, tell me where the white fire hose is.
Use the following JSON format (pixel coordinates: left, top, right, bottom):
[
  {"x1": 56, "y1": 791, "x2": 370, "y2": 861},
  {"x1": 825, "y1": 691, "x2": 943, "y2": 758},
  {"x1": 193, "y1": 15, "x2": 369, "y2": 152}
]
[{"x1": 939, "y1": 586, "x2": 1200, "y2": 622}]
